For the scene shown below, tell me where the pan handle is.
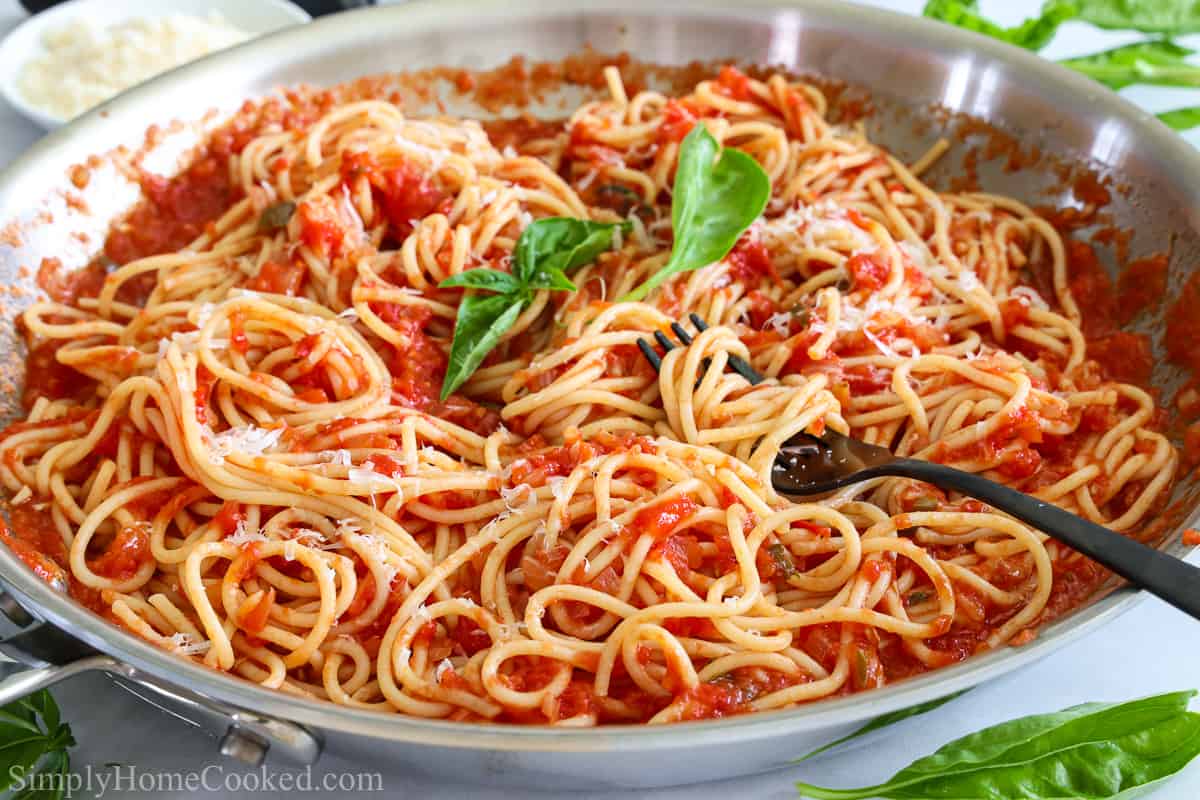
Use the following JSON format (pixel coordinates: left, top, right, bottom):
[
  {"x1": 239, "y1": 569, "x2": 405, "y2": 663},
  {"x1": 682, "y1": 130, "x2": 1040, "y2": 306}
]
[
  {"x1": 0, "y1": 589, "x2": 322, "y2": 766},
  {"x1": 0, "y1": 654, "x2": 122, "y2": 705}
]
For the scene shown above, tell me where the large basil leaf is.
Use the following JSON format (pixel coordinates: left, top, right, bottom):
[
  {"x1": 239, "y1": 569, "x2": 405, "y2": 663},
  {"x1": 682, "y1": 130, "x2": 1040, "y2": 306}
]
[
  {"x1": 622, "y1": 125, "x2": 770, "y2": 302},
  {"x1": 440, "y1": 293, "x2": 525, "y2": 400},
  {"x1": 796, "y1": 691, "x2": 1200, "y2": 799}
]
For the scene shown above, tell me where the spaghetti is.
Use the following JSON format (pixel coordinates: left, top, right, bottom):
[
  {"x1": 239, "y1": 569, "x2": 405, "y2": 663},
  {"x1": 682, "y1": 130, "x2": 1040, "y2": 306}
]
[{"x1": 0, "y1": 65, "x2": 1177, "y2": 724}]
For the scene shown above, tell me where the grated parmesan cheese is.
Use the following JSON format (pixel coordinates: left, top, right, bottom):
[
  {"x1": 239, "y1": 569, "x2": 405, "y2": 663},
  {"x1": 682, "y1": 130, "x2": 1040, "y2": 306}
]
[
  {"x1": 225, "y1": 521, "x2": 267, "y2": 546},
  {"x1": 764, "y1": 311, "x2": 792, "y2": 337},
  {"x1": 208, "y1": 425, "x2": 284, "y2": 464},
  {"x1": 347, "y1": 466, "x2": 404, "y2": 497},
  {"x1": 20, "y1": 14, "x2": 251, "y2": 120},
  {"x1": 499, "y1": 483, "x2": 537, "y2": 514},
  {"x1": 547, "y1": 476, "x2": 568, "y2": 504}
]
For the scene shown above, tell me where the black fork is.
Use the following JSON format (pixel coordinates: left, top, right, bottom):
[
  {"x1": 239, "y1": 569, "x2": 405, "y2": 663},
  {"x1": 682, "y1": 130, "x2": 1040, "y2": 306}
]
[
  {"x1": 637, "y1": 316, "x2": 1200, "y2": 622},
  {"x1": 637, "y1": 313, "x2": 763, "y2": 385}
]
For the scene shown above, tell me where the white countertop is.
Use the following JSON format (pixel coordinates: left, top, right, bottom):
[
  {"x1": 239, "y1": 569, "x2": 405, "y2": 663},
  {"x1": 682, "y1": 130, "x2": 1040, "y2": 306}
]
[{"x1": 0, "y1": 1, "x2": 1197, "y2": 797}]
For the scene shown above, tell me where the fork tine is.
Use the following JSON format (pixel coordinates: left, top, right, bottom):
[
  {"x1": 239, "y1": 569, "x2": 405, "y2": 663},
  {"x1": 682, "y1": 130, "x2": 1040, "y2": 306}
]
[
  {"x1": 637, "y1": 316, "x2": 768, "y2": 387},
  {"x1": 732, "y1": 358, "x2": 765, "y2": 385},
  {"x1": 637, "y1": 338, "x2": 662, "y2": 372},
  {"x1": 670, "y1": 322, "x2": 694, "y2": 345},
  {"x1": 687, "y1": 313, "x2": 764, "y2": 386}
]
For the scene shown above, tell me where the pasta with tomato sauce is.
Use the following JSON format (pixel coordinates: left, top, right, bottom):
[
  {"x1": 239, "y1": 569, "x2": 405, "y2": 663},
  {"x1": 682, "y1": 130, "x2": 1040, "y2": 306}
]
[{"x1": 0, "y1": 64, "x2": 1177, "y2": 725}]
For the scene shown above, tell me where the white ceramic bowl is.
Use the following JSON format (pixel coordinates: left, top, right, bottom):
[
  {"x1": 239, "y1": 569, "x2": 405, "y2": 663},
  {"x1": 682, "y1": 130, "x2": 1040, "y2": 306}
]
[{"x1": 0, "y1": 0, "x2": 311, "y2": 129}]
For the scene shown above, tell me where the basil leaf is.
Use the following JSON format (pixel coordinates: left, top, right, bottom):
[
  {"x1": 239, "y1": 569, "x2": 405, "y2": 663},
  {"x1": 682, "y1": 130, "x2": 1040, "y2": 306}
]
[
  {"x1": 0, "y1": 710, "x2": 41, "y2": 737},
  {"x1": 514, "y1": 217, "x2": 626, "y2": 289},
  {"x1": 439, "y1": 267, "x2": 523, "y2": 295},
  {"x1": 26, "y1": 693, "x2": 59, "y2": 740},
  {"x1": 767, "y1": 543, "x2": 800, "y2": 579},
  {"x1": 0, "y1": 691, "x2": 74, "y2": 796},
  {"x1": 795, "y1": 690, "x2": 969, "y2": 763},
  {"x1": 258, "y1": 200, "x2": 296, "y2": 233},
  {"x1": 623, "y1": 125, "x2": 770, "y2": 302},
  {"x1": 922, "y1": 0, "x2": 1078, "y2": 50},
  {"x1": 1158, "y1": 105, "x2": 1200, "y2": 129},
  {"x1": 0, "y1": 734, "x2": 53, "y2": 793},
  {"x1": 440, "y1": 292, "x2": 525, "y2": 400},
  {"x1": 796, "y1": 691, "x2": 1200, "y2": 800},
  {"x1": 1060, "y1": 41, "x2": 1200, "y2": 89},
  {"x1": 1075, "y1": 0, "x2": 1200, "y2": 34},
  {"x1": 527, "y1": 266, "x2": 578, "y2": 293},
  {"x1": 438, "y1": 217, "x2": 623, "y2": 397}
]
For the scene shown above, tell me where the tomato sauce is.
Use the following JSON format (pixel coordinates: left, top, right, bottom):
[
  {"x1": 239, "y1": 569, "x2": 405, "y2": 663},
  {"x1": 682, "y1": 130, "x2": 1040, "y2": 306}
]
[
  {"x1": 0, "y1": 504, "x2": 69, "y2": 589},
  {"x1": 714, "y1": 66, "x2": 754, "y2": 102},
  {"x1": 22, "y1": 339, "x2": 93, "y2": 409},
  {"x1": 340, "y1": 152, "x2": 450, "y2": 241},
  {"x1": 237, "y1": 587, "x2": 276, "y2": 634},
  {"x1": 726, "y1": 235, "x2": 778, "y2": 284},
  {"x1": 507, "y1": 433, "x2": 655, "y2": 487},
  {"x1": 1116, "y1": 253, "x2": 1168, "y2": 324},
  {"x1": 246, "y1": 260, "x2": 306, "y2": 296},
  {"x1": 1065, "y1": 240, "x2": 1118, "y2": 339},
  {"x1": 213, "y1": 501, "x2": 244, "y2": 537},
  {"x1": 657, "y1": 100, "x2": 699, "y2": 145},
  {"x1": 106, "y1": 157, "x2": 234, "y2": 266},
  {"x1": 630, "y1": 496, "x2": 697, "y2": 542},
  {"x1": 481, "y1": 115, "x2": 563, "y2": 153},
  {"x1": 1167, "y1": 272, "x2": 1200, "y2": 374}
]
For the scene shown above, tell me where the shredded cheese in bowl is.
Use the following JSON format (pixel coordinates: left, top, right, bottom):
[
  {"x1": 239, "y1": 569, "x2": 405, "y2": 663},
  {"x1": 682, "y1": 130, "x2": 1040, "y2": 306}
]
[{"x1": 17, "y1": 13, "x2": 251, "y2": 121}]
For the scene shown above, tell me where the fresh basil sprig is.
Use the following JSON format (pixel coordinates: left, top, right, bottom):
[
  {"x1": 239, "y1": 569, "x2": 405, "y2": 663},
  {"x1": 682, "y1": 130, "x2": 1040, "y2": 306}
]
[
  {"x1": 921, "y1": 0, "x2": 1077, "y2": 50},
  {"x1": 1076, "y1": 0, "x2": 1200, "y2": 34},
  {"x1": 0, "y1": 690, "x2": 74, "y2": 800},
  {"x1": 796, "y1": 690, "x2": 1200, "y2": 800},
  {"x1": 1158, "y1": 105, "x2": 1200, "y2": 130},
  {"x1": 796, "y1": 690, "x2": 969, "y2": 764},
  {"x1": 621, "y1": 125, "x2": 770, "y2": 302},
  {"x1": 923, "y1": 1, "x2": 1200, "y2": 129},
  {"x1": 1060, "y1": 40, "x2": 1200, "y2": 89},
  {"x1": 438, "y1": 217, "x2": 627, "y2": 399}
]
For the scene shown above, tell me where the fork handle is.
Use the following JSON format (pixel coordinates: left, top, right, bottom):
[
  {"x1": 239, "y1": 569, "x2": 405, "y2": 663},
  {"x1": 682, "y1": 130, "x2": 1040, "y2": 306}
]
[{"x1": 881, "y1": 459, "x2": 1200, "y2": 621}]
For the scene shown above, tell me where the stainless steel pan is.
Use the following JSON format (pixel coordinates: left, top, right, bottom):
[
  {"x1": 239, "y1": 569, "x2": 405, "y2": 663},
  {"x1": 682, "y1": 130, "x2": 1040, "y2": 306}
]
[{"x1": 0, "y1": 0, "x2": 1197, "y2": 788}]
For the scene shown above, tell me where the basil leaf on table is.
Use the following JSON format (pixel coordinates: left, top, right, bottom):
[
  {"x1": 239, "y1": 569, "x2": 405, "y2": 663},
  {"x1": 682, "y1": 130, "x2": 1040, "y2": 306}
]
[
  {"x1": 796, "y1": 690, "x2": 1200, "y2": 799},
  {"x1": 0, "y1": 691, "x2": 74, "y2": 796},
  {"x1": 795, "y1": 690, "x2": 969, "y2": 763},
  {"x1": 1060, "y1": 41, "x2": 1200, "y2": 89},
  {"x1": 1075, "y1": 0, "x2": 1200, "y2": 35},
  {"x1": 1158, "y1": 106, "x2": 1200, "y2": 130},
  {"x1": 921, "y1": 0, "x2": 1078, "y2": 50},
  {"x1": 622, "y1": 125, "x2": 770, "y2": 302},
  {"x1": 437, "y1": 217, "x2": 626, "y2": 399}
]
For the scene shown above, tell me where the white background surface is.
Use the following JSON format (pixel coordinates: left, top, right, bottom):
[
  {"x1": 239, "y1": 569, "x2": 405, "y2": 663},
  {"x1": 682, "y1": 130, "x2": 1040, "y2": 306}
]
[{"x1": 0, "y1": 0, "x2": 1198, "y2": 797}]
